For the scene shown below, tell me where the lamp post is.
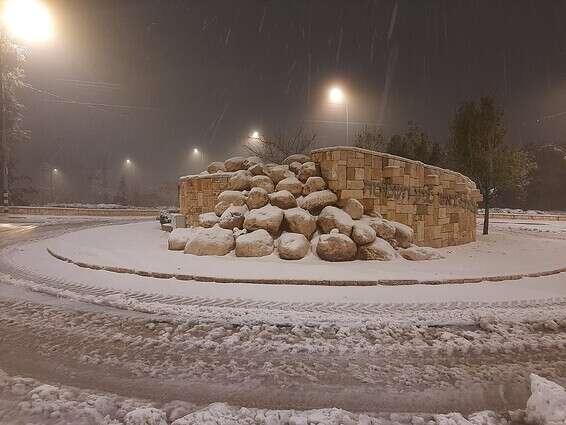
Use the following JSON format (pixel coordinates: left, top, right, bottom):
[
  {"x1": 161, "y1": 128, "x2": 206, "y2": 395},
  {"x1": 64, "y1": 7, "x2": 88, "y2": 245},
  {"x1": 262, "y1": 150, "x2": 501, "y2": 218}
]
[
  {"x1": 328, "y1": 86, "x2": 349, "y2": 144},
  {"x1": 50, "y1": 168, "x2": 57, "y2": 202},
  {"x1": 1, "y1": 0, "x2": 53, "y2": 213},
  {"x1": 192, "y1": 147, "x2": 204, "y2": 170}
]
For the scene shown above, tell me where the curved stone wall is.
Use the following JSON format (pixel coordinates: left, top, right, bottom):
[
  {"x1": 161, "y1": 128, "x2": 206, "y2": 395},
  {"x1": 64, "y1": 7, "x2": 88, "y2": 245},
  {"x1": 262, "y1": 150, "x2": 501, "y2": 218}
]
[
  {"x1": 311, "y1": 147, "x2": 482, "y2": 247},
  {"x1": 179, "y1": 147, "x2": 482, "y2": 247}
]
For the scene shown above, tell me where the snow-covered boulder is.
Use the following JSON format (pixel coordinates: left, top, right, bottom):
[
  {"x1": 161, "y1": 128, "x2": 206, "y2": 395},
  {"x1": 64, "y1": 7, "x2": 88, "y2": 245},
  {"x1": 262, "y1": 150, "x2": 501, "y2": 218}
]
[
  {"x1": 215, "y1": 190, "x2": 246, "y2": 216},
  {"x1": 282, "y1": 153, "x2": 311, "y2": 165},
  {"x1": 243, "y1": 204, "x2": 284, "y2": 235},
  {"x1": 299, "y1": 190, "x2": 338, "y2": 214},
  {"x1": 317, "y1": 206, "x2": 354, "y2": 236},
  {"x1": 367, "y1": 218, "x2": 396, "y2": 240},
  {"x1": 392, "y1": 221, "x2": 414, "y2": 248},
  {"x1": 284, "y1": 207, "x2": 317, "y2": 238},
  {"x1": 278, "y1": 232, "x2": 310, "y2": 260},
  {"x1": 184, "y1": 227, "x2": 235, "y2": 256},
  {"x1": 235, "y1": 229, "x2": 274, "y2": 257},
  {"x1": 218, "y1": 205, "x2": 248, "y2": 229},
  {"x1": 400, "y1": 245, "x2": 444, "y2": 261},
  {"x1": 297, "y1": 161, "x2": 317, "y2": 182},
  {"x1": 168, "y1": 228, "x2": 195, "y2": 250},
  {"x1": 243, "y1": 156, "x2": 262, "y2": 168},
  {"x1": 198, "y1": 212, "x2": 219, "y2": 228},
  {"x1": 351, "y1": 222, "x2": 377, "y2": 245},
  {"x1": 302, "y1": 176, "x2": 326, "y2": 196},
  {"x1": 263, "y1": 164, "x2": 293, "y2": 184},
  {"x1": 289, "y1": 161, "x2": 302, "y2": 174},
  {"x1": 316, "y1": 233, "x2": 357, "y2": 261},
  {"x1": 246, "y1": 187, "x2": 269, "y2": 210},
  {"x1": 269, "y1": 190, "x2": 298, "y2": 209},
  {"x1": 172, "y1": 403, "x2": 235, "y2": 425},
  {"x1": 229, "y1": 170, "x2": 252, "y2": 191},
  {"x1": 276, "y1": 176, "x2": 303, "y2": 197},
  {"x1": 248, "y1": 163, "x2": 264, "y2": 176},
  {"x1": 357, "y1": 238, "x2": 397, "y2": 261},
  {"x1": 124, "y1": 407, "x2": 168, "y2": 425},
  {"x1": 342, "y1": 198, "x2": 364, "y2": 220},
  {"x1": 526, "y1": 374, "x2": 566, "y2": 425},
  {"x1": 206, "y1": 161, "x2": 225, "y2": 174},
  {"x1": 250, "y1": 175, "x2": 274, "y2": 193},
  {"x1": 224, "y1": 156, "x2": 247, "y2": 172}
]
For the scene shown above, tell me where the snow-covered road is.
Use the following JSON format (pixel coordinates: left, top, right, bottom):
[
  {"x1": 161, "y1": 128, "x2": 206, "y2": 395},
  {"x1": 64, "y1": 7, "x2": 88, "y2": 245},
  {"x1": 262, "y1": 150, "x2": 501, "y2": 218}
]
[{"x1": 1, "y1": 216, "x2": 566, "y2": 422}]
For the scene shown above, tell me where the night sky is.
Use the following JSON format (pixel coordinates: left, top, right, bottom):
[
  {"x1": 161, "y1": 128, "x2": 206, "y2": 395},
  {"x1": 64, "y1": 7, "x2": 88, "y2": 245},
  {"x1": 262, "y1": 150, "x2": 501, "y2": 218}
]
[{"x1": 16, "y1": 0, "x2": 566, "y2": 201}]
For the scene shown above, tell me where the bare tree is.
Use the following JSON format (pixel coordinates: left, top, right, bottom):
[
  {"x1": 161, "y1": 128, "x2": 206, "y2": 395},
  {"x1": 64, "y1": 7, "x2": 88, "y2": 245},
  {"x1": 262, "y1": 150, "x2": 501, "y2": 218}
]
[{"x1": 245, "y1": 126, "x2": 316, "y2": 163}]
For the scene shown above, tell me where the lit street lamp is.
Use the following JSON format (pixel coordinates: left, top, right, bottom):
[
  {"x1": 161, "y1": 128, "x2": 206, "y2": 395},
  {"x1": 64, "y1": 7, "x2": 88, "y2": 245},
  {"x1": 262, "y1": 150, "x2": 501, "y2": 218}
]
[
  {"x1": 328, "y1": 86, "x2": 349, "y2": 144},
  {"x1": 50, "y1": 168, "x2": 58, "y2": 202},
  {"x1": 1, "y1": 0, "x2": 53, "y2": 212},
  {"x1": 251, "y1": 130, "x2": 260, "y2": 139},
  {"x1": 192, "y1": 147, "x2": 205, "y2": 170}
]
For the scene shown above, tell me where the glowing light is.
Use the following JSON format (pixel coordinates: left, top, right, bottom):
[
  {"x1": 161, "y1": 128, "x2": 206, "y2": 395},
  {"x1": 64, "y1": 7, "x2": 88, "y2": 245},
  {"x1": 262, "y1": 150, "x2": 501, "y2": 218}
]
[
  {"x1": 125, "y1": 158, "x2": 132, "y2": 165},
  {"x1": 328, "y1": 86, "x2": 345, "y2": 104},
  {"x1": 251, "y1": 131, "x2": 260, "y2": 139},
  {"x1": 193, "y1": 148, "x2": 199, "y2": 155},
  {"x1": 52, "y1": 168, "x2": 58, "y2": 173},
  {"x1": 3, "y1": 0, "x2": 54, "y2": 42}
]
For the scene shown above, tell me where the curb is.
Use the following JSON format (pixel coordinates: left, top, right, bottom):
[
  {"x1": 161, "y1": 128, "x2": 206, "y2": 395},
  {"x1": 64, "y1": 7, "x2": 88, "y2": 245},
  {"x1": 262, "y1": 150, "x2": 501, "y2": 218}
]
[{"x1": 46, "y1": 247, "x2": 566, "y2": 287}]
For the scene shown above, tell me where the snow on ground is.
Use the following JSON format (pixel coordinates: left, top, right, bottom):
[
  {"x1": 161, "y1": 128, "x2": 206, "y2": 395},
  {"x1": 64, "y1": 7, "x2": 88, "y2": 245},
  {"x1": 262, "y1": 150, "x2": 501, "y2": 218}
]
[
  {"x1": 39, "y1": 220, "x2": 566, "y2": 282},
  {"x1": 1, "y1": 365, "x2": 562, "y2": 425},
  {"x1": 480, "y1": 208, "x2": 566, "y2": 216}
]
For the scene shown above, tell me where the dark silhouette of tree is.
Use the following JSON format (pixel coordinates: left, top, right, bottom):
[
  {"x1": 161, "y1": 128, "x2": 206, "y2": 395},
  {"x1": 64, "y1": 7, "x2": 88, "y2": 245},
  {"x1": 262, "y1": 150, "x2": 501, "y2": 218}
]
[
  {"x1": 244, "y1": 126, "x2": 316, "y2": 163},
  {"x1": 449, "y1": 97, "x2": 534, "y2": 234},
  {"x1": 353, "y1": 125, "x2": 386, "y2": 152}
]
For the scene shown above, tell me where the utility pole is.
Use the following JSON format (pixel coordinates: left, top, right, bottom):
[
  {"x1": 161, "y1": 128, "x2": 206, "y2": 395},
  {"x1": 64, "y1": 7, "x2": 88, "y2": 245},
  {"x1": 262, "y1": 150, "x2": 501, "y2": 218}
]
[{"x1": 1, "y1": 31, "x2": 8, "y2": 214}]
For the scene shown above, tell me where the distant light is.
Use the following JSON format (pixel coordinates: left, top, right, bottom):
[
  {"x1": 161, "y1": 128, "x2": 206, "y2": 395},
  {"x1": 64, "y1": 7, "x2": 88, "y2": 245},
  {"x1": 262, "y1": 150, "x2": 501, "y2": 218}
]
[
  {"x1": 251, "y1": 131, "x2": 260, "y2": 139},
  {"x1": 193, "y1": 148, "x2": 199, "y2": 155},
  {"x1": 125, "y1": 158, "x2": 132, "y2": 165},
  {"x1": 3, "y1": 0, "x2": 54, "y2": 42},
  {"x1": 52, "y1": 168, "x2": 58, "y2": 173},
  {"x1": 329, "y1": 86, "x2": 345, "y2": 104}
]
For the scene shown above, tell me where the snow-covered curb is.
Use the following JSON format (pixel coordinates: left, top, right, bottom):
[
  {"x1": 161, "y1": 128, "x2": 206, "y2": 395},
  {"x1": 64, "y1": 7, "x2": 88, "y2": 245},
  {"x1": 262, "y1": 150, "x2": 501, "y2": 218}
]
[
  {"x1": 1, "y1": 368, "x2": 564, "y2": 425},
  {"x1": 46, "y1": 245, "x2": 566, "y2": 286}
]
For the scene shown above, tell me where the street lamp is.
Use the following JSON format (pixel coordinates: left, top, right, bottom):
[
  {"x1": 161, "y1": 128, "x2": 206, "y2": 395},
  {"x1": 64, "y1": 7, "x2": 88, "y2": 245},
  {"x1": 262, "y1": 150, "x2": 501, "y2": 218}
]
[
  {"x1": 125, "y1": 158, "x2": 132, "y2": 166},
  {"x1": 328, "y1": 86, "x2": 349, "y2": 144},
  {"x1": 192, "y1": 147, "x2": 204, "y2": 169},
  {"x1": 251, "y1": 130, "x2": 260, "y2": 139},
  {"x1": 1, "y1": 0, "x2": 53, "y2": 213},
  {"x1": 50, "y1": 168, "x2": 58, "y2": 203}
]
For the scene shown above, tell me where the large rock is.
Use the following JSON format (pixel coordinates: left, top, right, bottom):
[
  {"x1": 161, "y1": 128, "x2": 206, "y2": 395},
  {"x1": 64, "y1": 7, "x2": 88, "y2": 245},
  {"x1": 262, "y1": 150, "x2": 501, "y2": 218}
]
[
  {"x1": 250, "y1": 175, "x2": 274, "y2": 193},
  {"x1": 168, "y1": 228, "x2": 195, "y2": 250},
  {"x1": 206, "y1": 161, "x2": 225, "y2": 174},
  {"x1": 289, "y1": 161, "x2": 302, "y2": 174},
  {"x1": 342, "y1": 198, "x2": 364, "y2": 219},
  {"x1": 245, "y1": 187, "x2": 269, "y2": 209},
  {"x1": 248, "y1": 163, "x2": 264, "y2": 176},
  {"x1": 263, "y1": 164, "x2": 293, "y2": 184},
  {"x1": 269, "y1": 190, "x2": 297, "y2": 209},
  {"x1": 277, "y1": 232, "x2": 310, "y2": 260},
  {"x1": 297, "y1": 161, "x2": 317, "y2": 182},
  {"x1": 243, "y1": 204, "x2": 284, "y2": 235},
  {"x1": 357, "y1": 238, "x2": 397, "y2": 261},
  {"x1": 275, "y1": 176, "x2": 303, "y2": 197},
  {"x1": 124, "y1": 408, "x2": 168, "y2": 425},
  {"x1": 198, "y1": 212, "x2": 219, "y2": 228},
  {"x1": 317, "y1": 206, "x2": 354, "y2": 236},
  {"x1": 400, "y1": 245, "x2": 444, "y2": 261},
  {"x1": 351, "y1": 222, "x2": 377, "y2": 245},
  {"x1": 282, "y1": 153, "x2": 311, "y2": 165},
  {"x1": 302, "y1": 176, "x2": 326, "y2": 196},
  {"x1": 184, "y1": 227, "x2": 235, "y2": 256},
  {"x1": 215, "y1": 190, "x2": 246, "y2": 216},
  {"x1": 299, "y1": 190, "x2": 338, "y2": 214},
  {"x1": 235, "y1": 229, "x2": 274, "y2": 257},
  {"x1": 367, "y1": 218, "x2": 396, "y2": 240},
  {"x1": 229, "y1": 170, "x2": 252, "y2": 191},
  {"x1": 392, "y1": 221, "x2": 414, "y2": 248},
  {"x1": 224, "y1": 156, "x2": 247, "y2": 172},
  {"x1": 283, "y1": 207, "x2": 317, "y2": 239},
  {"x1": 243, "y1": 156, "x2": 262, "y2": 168},
  {"x1": 218, "y1": 205, "x2": 248, "y2": 229},
  {"x1": 316, "y1": 233, "x2": 357, "y2": 262},
  {"x1": 526, "y1": 374, "x2": 566, "y2": 425}
]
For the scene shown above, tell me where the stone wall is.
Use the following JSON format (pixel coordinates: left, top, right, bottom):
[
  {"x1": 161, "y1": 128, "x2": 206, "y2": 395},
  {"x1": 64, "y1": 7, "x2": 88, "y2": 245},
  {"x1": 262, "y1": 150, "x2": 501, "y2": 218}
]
[
  {"x1": 311, "y1": 147, "x2": 482, "y2": 247},
  {"x1": 179, "y1": 173, "x2": 231, "y2": 226}
]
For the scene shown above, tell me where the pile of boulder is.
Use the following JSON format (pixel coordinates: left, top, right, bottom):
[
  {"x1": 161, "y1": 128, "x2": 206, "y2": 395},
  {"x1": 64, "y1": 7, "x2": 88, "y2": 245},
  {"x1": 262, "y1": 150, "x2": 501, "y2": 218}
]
[{"x1": 169, "y1": 154, "x2": 444, "y2": 262}]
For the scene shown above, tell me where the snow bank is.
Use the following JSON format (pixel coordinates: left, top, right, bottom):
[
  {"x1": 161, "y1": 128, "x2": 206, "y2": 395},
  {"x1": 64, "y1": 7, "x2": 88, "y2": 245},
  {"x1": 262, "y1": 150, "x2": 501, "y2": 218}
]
[{"x1": 526, "y1": 374, "x2": 566, "y2": 425}]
